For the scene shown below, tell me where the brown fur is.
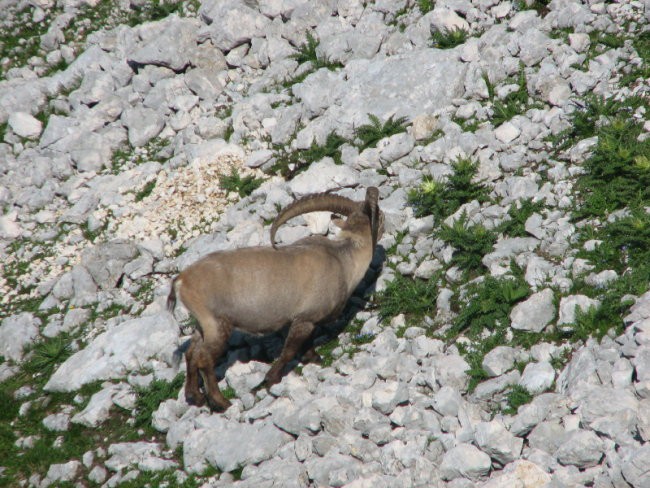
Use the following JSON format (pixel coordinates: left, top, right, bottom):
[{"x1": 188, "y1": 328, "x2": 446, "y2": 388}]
[{"x1": 168, "y1": 190, "x2": 382, "y2": 411}]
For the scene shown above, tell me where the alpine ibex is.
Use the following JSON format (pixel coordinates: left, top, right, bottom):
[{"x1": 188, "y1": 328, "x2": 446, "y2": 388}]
[{"x1": 167, "y1": 187, "x2": 382, "y2": 410}]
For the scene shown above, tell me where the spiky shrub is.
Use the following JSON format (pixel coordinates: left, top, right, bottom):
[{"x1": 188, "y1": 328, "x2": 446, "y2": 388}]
[
  {"x1": 497, "y1": 199, "x2": 546, "y2": 238},
  {"x1": 576, "y1": 117, "x2": 650, "y2": 218},
  {"x1": 408, "y1": 157, "x2": 490, "y2": 220},
  {"x1": 439, "y1": 213, "x2": 497, "y2": 275},
  {"x1": 489, "y1": 64, "x2": 539, "y2": 127},
  {"x1": 270, "y1": 132, "x2": 347, "y2": 178},
  {"x1": 503, "y1": 385, "x2": 533, "y2": 414},
  {"x1": 377, "y1": 272, "x2": 440, "y2": 321},
  {"x1": 451, "y1": 273, "x2": 530, "y2": 337},
  {"x1": 354, "y1": 114, "x2": 409, "y2": 150},
  {"x1": 450, "y1": 270, "x2": 531, "y2": 392},
  {"x1": 288, "y1": 31, "x2": 342, "y2": 75},
  {"x1": 220, "y1": 167, "x2": 264, "y2": 198}
]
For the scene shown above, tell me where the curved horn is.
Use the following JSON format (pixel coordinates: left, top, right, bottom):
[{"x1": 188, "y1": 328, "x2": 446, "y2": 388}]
[
  {"x1": 270, "y1": 193, "x2": 358, "y2": 248},
  {"x1": 364, "y1": 187, "x2": 379, "y2": 249}
]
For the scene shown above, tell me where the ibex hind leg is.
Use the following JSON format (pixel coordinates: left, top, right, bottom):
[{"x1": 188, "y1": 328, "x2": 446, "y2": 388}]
[{"x1": 265, "y1": 320, "x2": 315, "y2": 386}]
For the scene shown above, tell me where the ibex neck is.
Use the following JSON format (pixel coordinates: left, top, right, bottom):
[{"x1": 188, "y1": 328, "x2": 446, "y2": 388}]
[{"x1": 337, "y1": 233, "x2": 374, "y2": 295}]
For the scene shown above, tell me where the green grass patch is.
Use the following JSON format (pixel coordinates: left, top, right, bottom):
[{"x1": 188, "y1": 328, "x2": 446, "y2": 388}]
[
  {"x1": 449, "y1": 269, "x2": 532, "y2": 392},
  {"x1": 515, "y1": 0, "x2": 551, "y2": 15},
  {"x1": 118, "y1": 468, "x2": 204, "y2": 488},
  {"x1": 431, "y1": 27, "x2": 470, "y2": 49},
  {"x1": 316, "y1": 337, "x2": 341, "y2": 368},
  {"x1": 219, "y1": 167, "x2": 264, "y2": 198},
  {"x1": 408, "y1": 157, "x2": 490, "y2": 221},
  {"x1": 439, "y1": 214, "x2": 497, "y2": 276},
  {"x1": 354, "y1": 114, "x2": 409, "y2": 150},
  {"x1": 134, "y1": 374, "x2": 184, "y2": 431},
  {"x1": 0, "y1": 6, "x2": 51, "y2": 79},
  {"x1": 453, "y1": 116, "x2": 482, "y2": 133}
]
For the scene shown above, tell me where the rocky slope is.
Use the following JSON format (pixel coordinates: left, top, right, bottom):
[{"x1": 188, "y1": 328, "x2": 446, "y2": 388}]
[{"x1": 1, "y1": 0, "x2": 650, "y2": 486}]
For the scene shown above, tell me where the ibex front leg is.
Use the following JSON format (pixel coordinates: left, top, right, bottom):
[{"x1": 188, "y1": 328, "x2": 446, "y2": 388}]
[
  {"x1": 187, "y1": 314, "x2": 233, "y2": 411},
  {"x1": 265, "y1": 320, "x2": 315, "y2": 386}
]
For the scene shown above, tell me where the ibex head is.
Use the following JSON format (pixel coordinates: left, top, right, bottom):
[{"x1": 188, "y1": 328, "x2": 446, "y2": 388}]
[{"x1": 270, "y1": 187, "x2": 383, "y2": 250}]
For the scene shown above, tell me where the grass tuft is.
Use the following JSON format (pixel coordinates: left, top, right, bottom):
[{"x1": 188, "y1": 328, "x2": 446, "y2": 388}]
[{"x1": 134, "y1": 374, "x2": 184, "y2": 430}]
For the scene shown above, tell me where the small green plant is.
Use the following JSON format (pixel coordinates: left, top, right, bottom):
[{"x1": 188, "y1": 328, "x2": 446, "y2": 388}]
[
  {"x1": 354, "y1": 114, "x2": 409, "y2": 150},
  {"x1": 488, "y1": 65, "x2": 540, "y2": 127},
  {"x1": 439, "y1": 214, "x2": 497, "y2": 275},
  {"x1": 377, "y1": 272, "x2": 440, "y2": 321},
  {"x1": 290, "y1": 31, "x2": 320, "y2": 65},
  {"x1": 549, "y1": 27, "x2": 574, "y2": 43},
  {"x1": 126, "y1": 0, "x2": 184, "y2": 26},
  {"x1": 317, "y1": 336, "x2": 341, "y2": 368},
  {"x1": 222, "y1": 386, "x2": 237, "y2": 400},
  {"x1": 431, "y1": 27, "x2": 470, "y2": 49},
  {"x1": 497, "y1": 199, "x2": 545, "y2": 237},
  {"x1": 417, "y1": 0, "x2": 434, "y2": 13},
  {"x1": 219, "y1": 167, "x2": 264, "y2": 198},
  {"x1": 283, "y1": 32, "x2": 342, "y2": 88},
  {"x1": 408, "y1": 157, "x2": 490, "y2": 220},
  {"x1": 503, "y1": 385, "x2": 533, "y2": 415},
  {"x1": 515, "y1": 0, "x2": 551, "y2": 15},
  {"x1": 269, "y1": 131, "x2": 347, "y2": 178},
  {"x1": 134, "y1": 180, "x2": 156, "y2": 202},
  {"x1": 453, "y1": 116, "x2": 482, "y2": 133}
]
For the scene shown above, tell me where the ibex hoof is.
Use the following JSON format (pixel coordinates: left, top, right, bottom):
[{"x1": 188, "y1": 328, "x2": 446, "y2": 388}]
[
  {"x1": 185, "y1": 392, "x2": 206, "y2": 407},
  {"x1": 302, "y1": 349, "x2": 322, "y2": 364},
  {"x1": 207, "y1": 396, "x2": 231, "y2": 412},
  {"x1": 264, "y1": 371, "x2": 281, "y2": 386}
]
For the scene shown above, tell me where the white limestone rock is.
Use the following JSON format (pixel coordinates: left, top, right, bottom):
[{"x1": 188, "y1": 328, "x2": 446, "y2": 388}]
[
  {"x1": 8, "y1": 111, "x2": 42, "y2": 139},
  {"x1": 510, "y1": 289, "x2": 555, "y2": 333},
  {"x1": 44, "y1": 313, "x2": 179, "y2": 392}
]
